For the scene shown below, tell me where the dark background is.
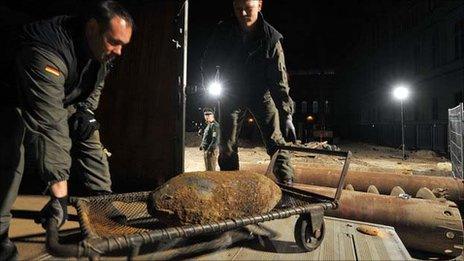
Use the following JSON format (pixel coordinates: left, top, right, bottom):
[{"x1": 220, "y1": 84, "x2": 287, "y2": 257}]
[{"x1": 2, "y1": 0, "x2": 464, "y2": 192}]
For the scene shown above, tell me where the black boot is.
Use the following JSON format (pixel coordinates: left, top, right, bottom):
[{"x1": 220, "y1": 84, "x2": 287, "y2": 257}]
[{"x1": 0, "y1": 233, "x2": 18, "y2": 261}]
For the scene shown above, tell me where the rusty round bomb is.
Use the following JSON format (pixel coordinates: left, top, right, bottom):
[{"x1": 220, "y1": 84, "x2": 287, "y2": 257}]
[{"x1": 147, "y1": 171, "x2": 282, "y2": 225}]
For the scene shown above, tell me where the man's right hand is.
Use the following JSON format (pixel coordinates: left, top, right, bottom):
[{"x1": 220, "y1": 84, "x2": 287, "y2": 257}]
[{"x1": 38, "y1": 196, "x2": 68, "y2": 229}]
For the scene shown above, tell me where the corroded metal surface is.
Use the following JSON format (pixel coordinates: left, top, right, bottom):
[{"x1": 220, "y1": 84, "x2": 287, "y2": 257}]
[
  {"x1": 244, "y1": 164, "x2": 464, "y2": 203},
  {"x1": 147, "y1": 171, "x2": 282, "y2": 225}
]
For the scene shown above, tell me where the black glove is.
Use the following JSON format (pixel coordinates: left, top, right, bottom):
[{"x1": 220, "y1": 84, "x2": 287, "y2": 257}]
[
  {"x1": 38, "y1": 196, "x2": 68, "y2": 229},
  {"x1": 69, "y1": 108, "x2": 100, "y2": 141},
  {"x1": 284, "y1": 115, "x2": 297, "y2": 143}
]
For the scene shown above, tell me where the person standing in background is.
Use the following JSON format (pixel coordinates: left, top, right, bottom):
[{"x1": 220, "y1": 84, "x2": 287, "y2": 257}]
[{"x1": 200, "y1": 108, "x2": 220, "y2": 171}]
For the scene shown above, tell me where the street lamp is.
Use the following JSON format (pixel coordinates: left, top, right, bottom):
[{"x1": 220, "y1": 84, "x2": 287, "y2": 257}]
[
  {"x1": 207, "y1": 66, "x2": 222, "y2": 120},
  {"x1": 393, "y1": 84, "x2": 410, "y2": 160},
  {"x1": 208, "y1": 81, "x2": 222, "y2": 97}
]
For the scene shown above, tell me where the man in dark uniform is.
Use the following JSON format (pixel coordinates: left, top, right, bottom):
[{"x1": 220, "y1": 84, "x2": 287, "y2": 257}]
[
  {"x1": 200, "y1": 0, "x2": 296, "y2": 183},
  {"x1": 0, "y1": 1, "x2": 133, "y2": 259},
  {"x1": 200, "y1": 108, "x2": 220, "y2": 171}
]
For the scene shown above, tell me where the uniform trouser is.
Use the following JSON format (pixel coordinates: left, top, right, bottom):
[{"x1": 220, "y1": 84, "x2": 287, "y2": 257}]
[
  {"x1": 69, "y1": 130, "x2": 111, "y2": 195},
  {"x1": 70, "y1": 130, "x2": 112, "y2": 195},
  {"x1": 218, "y1": 98, "x2": 294, "y2": 181},
  {"x1": 0, "y1": 107, "x2": 111, "y2": 237},
  {"x1": 204, "y1": 149, "x2": 217, "y2": 171},
  {"x1": 0, "y1": 107, "x2": 25, "y2": 237}
]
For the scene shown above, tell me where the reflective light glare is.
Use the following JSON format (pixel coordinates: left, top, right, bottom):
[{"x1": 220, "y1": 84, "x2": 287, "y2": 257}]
[
  {"x1": 248, "y1": 118, "x2": 254, "y2": 123},
  {"x1": 306, "y1": 115, "x2": 314, "y2": 122},
  {"x1": 393, "y1": 85, "x2": 410, "y2": 101},
  {"x1": 208, "y1": 81, "x2": 222, "y2": 97}
]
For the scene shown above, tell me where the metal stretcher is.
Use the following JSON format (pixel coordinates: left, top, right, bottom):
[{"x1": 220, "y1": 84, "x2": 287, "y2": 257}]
[{"x1": 45, "y1": 146, "x2": 351, "y2": 259}]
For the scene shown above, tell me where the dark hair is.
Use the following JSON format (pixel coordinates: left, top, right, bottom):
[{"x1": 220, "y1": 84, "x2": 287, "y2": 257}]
[
  {"x1": 203, "y1": 108, "x2": 215, "y2": 115},
  {"x1": 89, "y1": 0, "x2": 135, "y2": 31}
]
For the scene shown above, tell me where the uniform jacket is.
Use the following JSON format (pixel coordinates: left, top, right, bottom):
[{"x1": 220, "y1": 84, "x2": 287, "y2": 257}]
[
  {"x1": 201, "y1": 13, "x2": 293, "y2": 116},
  {"x1": 0, "y1": 16, "x2": 109, "y2": 184},
  {"x1": 201, "y1": 121, "x2": 220, "y2": 152}
]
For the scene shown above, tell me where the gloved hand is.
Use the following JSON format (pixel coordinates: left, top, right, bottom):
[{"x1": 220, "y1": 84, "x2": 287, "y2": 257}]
[
  {"x1": 199, "y1": 146, "x2": 203, "y2": 151},
  {"x1": 284, "y1": 115, "x2": 297, "y2": 143},
  {"x1": 69, "y1": 108, "x2": 99, "y2": 141},
  {"x1": 38, "y1": 196, "x2": 68, "y2": 229}
]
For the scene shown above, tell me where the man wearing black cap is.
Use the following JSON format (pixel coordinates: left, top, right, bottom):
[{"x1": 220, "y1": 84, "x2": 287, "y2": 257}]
[{"x1": 200, "y1": 108, "x2": 220, "y2": 171}]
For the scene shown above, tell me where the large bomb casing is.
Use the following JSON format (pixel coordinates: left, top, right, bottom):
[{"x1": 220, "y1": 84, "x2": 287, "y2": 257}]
[
  {"x1": 147, "y1": 171, "x2": 282, "y2": 225},
  {"x1": 243, "y1": 164, "x2": 464, "y2": 204}
]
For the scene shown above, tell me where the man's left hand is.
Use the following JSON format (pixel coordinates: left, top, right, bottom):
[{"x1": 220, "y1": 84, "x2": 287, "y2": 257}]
[
  {"x1": 284, "y1": 115, "x2": 297, "y2": 143},
  {"x1": 69, "y1": 109, "x2": 100, "y2": 141}
]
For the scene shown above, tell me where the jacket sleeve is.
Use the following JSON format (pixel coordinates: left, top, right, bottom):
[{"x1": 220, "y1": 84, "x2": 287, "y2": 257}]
[
  {"x1": 15, "y1": 46, "x2": 71, "y2": 185},
  {"x1": 200, "y1": 125, "x2": 208, "y2": 150},
  {"x1": 267, "y1": 40, "x2": 294, "y2": 117},
  {"x1": 206, "y1": 123, "x2": 220, "y2": 152},
  {"x1": 76, "y1": 62, "x2": 108, "y2": 111}
]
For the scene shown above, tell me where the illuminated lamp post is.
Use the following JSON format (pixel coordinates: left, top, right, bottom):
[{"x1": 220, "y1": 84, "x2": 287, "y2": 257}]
[{"x1": 392, "y1": 85, "x2": 410, "y2": 160}]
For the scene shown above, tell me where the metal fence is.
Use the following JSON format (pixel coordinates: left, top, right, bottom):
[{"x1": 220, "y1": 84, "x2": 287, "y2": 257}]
[{"x1": 449, "y1": 103, "x2": 463, "y2": 179}]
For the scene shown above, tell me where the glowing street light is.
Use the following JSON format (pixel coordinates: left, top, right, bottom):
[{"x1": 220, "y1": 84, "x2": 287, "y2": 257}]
[
  {"x1": 392, "y1": 84, "x2": 411, "y2": 160},
  {"x1": 393, "y1": 85, "x2": 410, "y2": 101},
  {"x1": 206, "y1": 66, "x2": 223, "y2": 120},
  {"x1": 208, "y1": 81, "x2": 222, "y2": 97}
]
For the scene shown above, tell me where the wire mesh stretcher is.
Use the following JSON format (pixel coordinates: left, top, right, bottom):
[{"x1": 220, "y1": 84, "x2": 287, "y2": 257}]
[{"x1": 46, "y1": 146, "x2": 351, "y2": 258}]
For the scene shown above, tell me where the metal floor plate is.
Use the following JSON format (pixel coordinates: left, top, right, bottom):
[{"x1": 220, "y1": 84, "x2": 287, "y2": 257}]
[{"x1": 196, "y1": 216, "x2": 412, "y2": 261}]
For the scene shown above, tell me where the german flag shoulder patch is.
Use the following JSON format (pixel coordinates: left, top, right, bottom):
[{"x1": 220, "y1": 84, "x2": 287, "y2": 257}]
[{"x1": 44, "y1": 65, "x2": 60, "y2": 77}]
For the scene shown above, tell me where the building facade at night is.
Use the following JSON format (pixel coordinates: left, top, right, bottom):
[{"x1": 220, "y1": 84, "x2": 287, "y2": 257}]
[
  {"x1": 290, "y1": 69, "x2": 337, "y2": 143},
  {"x1": 339, "y1": 0, "x2": 464, "y2": 153}
]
